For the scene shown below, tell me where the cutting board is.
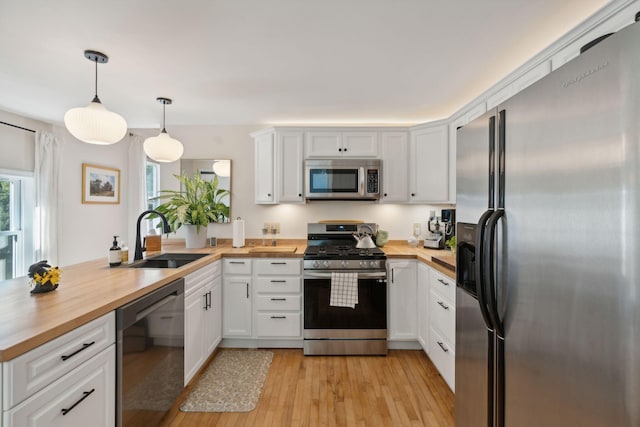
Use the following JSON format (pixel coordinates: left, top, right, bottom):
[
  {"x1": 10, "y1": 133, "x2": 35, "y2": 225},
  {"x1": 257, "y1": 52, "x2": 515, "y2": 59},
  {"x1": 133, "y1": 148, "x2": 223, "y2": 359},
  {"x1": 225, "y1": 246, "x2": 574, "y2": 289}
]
[{"x1": 248, "y1": 246, "x2": 297, "y2": 253}]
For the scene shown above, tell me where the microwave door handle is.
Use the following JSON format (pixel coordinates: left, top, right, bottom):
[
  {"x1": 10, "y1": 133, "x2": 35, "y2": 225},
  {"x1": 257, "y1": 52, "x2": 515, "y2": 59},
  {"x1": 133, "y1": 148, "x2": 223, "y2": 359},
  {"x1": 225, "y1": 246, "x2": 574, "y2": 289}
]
[{"x1": 359, "y1": 167, "x2": 365, "y2": 195}]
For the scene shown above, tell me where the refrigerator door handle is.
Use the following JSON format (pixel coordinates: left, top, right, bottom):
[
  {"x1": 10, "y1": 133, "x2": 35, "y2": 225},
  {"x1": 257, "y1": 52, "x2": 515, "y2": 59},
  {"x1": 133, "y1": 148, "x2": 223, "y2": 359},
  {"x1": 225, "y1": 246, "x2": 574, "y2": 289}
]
[
  {"x1": 475, "y1": 208, "x2": 495, "y2": 330},
  {"x1": 484, "y1": 209, "x2": 505, "y2": 338}
]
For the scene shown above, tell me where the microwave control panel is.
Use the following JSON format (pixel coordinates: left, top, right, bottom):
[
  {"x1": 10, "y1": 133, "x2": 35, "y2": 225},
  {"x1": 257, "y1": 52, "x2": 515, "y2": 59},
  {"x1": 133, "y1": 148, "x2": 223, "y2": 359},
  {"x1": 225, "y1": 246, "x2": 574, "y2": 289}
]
[{"x1": 366, "y1": 169, "x2": 379, "y2": 194}]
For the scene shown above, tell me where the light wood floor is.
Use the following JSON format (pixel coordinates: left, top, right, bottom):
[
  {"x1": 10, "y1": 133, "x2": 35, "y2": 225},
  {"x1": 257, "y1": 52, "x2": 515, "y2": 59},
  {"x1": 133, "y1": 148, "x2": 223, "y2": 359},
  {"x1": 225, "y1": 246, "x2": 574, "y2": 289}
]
[{"x1": 164, "y1": 349, "x2": 455, "y2": 427}]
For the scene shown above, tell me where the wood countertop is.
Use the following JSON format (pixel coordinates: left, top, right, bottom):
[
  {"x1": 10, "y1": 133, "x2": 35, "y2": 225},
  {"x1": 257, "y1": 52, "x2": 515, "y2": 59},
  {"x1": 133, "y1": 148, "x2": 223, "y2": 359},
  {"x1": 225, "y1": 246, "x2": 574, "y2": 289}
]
[{"x1": 0, "y1": 240, "x2": 455, "y2": 362}]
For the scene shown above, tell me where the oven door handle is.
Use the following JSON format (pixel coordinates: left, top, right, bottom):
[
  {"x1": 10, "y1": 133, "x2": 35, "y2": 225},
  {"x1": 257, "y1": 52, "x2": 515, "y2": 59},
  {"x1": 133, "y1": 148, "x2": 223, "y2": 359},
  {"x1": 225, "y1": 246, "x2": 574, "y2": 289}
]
[{"x1": 303, "y1": 271, "x2": 387, "y2": 280}]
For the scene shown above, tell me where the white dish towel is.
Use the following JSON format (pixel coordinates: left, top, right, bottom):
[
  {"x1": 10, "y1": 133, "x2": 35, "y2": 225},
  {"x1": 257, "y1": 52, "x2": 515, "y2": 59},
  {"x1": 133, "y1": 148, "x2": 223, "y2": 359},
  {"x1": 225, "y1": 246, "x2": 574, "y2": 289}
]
[{"x1": 330, "y1": 272, "x2": 359, "y2": 309}]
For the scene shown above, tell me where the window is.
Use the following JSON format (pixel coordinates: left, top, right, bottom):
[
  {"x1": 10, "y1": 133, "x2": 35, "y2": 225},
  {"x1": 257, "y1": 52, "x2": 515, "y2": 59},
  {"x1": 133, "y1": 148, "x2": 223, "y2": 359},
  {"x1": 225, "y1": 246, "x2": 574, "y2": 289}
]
[
  {"x1": 0, "y1": 173, "x2": 34, "y2": 281},
  {"x1": 145, "y1": 161, "x2": 161, "y2": 233},
  {"x1": 146, "y1": 161, "x2": 160, "y2": 210}
]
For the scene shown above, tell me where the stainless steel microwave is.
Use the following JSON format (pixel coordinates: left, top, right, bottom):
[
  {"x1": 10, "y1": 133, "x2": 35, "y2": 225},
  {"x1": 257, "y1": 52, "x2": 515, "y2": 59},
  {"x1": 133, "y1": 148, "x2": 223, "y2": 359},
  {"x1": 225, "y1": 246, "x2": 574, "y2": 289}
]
[{"x1": 304, "y1": 159, "x2": 381, "y2": 200}]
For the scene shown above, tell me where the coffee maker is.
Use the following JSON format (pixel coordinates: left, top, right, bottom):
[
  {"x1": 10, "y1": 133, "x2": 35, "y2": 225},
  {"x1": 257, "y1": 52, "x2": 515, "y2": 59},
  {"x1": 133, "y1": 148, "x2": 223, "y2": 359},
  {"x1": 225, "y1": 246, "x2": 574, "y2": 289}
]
[
  {"x1": 424, "y1": 211, "x2": 445, "y2": 249},
  {"x1": 441, "y1": 209, "x2": 456, "y2": 243}
]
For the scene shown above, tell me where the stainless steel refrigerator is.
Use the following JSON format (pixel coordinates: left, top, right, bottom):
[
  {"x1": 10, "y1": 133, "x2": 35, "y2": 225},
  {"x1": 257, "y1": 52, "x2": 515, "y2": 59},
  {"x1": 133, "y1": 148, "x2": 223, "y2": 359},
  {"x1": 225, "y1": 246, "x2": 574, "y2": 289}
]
[{"x1": 455, "y1": 18, "x2": 640, "y2": 427}]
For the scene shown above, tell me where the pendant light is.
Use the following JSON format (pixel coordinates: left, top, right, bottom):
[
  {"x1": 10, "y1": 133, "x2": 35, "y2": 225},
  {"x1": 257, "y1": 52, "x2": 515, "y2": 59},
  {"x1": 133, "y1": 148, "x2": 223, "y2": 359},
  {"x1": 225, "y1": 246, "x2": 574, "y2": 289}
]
[
  {"x1": 64, "y1": 50, "x2": 128, "y2": 145},
  {"x1": 212, "y1": 160, "x2": 231, "y2": 177},
  {"x1": 143, "y1": 97, "x2": 184, "y2": 163}
]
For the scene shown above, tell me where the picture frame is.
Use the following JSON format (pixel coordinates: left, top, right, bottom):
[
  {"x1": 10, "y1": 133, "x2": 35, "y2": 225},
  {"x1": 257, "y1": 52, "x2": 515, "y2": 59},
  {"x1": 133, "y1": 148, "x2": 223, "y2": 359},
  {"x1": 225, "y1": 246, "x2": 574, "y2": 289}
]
[{"x1": 82, "y1": 163, "x2": 120, "y2": 204}]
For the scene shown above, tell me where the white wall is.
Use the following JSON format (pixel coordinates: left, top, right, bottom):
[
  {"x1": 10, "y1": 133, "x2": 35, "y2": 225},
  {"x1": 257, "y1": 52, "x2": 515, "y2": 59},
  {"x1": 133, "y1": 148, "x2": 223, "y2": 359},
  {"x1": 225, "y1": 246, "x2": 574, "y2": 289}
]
[
  {"x1": 140, "y1": 125, "x2": 452, "y2": 243},
  {"x1": 52, "y1": 124, "x2": 131, "y2": 266}
]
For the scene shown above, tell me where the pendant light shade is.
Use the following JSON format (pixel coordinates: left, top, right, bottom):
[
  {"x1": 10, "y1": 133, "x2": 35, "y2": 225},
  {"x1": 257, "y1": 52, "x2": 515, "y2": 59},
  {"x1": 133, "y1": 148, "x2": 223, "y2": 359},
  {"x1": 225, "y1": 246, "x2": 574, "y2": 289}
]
[
  {"x1": 212, "y1": 160, "x2": 231, "y2": 177},
  {"x1": 64, "y1": 50, "x2": 127, "y2": 145},
  {"x1": 143, "y1": 97, "x2": 184, "y2": 163}
]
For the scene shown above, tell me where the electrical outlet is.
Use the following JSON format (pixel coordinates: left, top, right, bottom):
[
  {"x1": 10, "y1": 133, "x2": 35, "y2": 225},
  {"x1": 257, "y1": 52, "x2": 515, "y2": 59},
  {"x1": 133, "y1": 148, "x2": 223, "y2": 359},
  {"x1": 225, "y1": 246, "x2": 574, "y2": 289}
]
[
  {"x1": 272, "y1": 223, "x2": 280, "y2": 233},
  {"x1": 263, "y1": 222, "x2": 270, "y2": 231}
]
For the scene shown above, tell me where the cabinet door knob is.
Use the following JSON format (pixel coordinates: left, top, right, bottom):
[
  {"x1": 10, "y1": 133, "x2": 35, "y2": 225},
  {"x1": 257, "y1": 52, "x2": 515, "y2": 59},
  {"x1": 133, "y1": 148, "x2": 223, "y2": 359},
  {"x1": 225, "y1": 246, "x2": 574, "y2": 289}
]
[
  {"x1": 267, "y1": 193, "x2": 271, "y2": 197},
  {"x1": 338, "y1": 148, "x2": 342, "y2": 152},
  {"x1": 411, "y1": 193, "x2": 416, "y2": 197},
  {"x1": 343, "y1": 148, "x2": 347, "y2": 152},
  {"x1": 298, "y1": 193, "x2": 302, "y2": 197},
  {"x1": 384, "y1": 193, "x2": 388, "y2": 197}
]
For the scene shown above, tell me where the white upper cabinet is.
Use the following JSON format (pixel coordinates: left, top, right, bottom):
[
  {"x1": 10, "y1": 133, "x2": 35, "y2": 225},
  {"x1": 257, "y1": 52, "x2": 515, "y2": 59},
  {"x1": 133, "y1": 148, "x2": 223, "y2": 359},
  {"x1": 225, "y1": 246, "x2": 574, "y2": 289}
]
[
  {"x1": 409, "y1": 124, "x2": 449, "y2": 203},
  {"x1": 254, "y1": 132, "x2": 275, "y2": 204},
  {"x1": 306, "y1": 131, "x2": 378, "y2": 157},
  {"x1": 379, "y1": 131, "x2": 409, "y2": 203},
  {"x1": 276, "y1": 131, "x2": 305, "y2": 203}
]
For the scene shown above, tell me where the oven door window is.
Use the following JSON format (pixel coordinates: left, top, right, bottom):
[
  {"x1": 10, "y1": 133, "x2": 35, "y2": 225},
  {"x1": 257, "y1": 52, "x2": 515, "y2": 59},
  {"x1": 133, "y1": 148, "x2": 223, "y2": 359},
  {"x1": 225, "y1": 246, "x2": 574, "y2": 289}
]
[
  {"x1": 308, "y1": 168, "x2": 359, "y2": 193},
  {"x1": 304, "y1": 278, "x2": 386, "y2": 329}
]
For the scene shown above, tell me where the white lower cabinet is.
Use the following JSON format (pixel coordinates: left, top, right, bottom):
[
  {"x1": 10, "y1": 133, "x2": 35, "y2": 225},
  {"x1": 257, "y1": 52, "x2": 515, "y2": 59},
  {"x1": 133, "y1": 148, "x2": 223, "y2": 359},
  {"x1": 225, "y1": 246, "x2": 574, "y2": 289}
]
[
  {"x1": 428, "y1": 267, "x2": 456, "y2": 390},
  {"x1": 387, "y1": 260, "x2": 417, "y2": 341},
  {"x1": 184, "y1": 261, "x2": 222, "y2": 385},
  {"x1": 222, "y1": 259, "x2": 253, "y2": 338},
  {"x1": 4, "y1": 345, "x2": 115, "y2": 427},
  {"x1": 253, "y1": 259, "x2": 302, "y2": 340},
  {"x1": 2, "y1": 312, "x2": 115, "y2": 427},
  {"x1": 417, "y1": 262, "x2": 430, "y2": 351}
]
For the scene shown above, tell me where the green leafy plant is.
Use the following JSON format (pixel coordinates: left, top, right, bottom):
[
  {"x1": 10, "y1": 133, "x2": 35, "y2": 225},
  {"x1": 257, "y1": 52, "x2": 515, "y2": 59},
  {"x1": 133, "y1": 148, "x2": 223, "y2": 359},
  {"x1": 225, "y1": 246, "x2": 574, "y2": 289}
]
[
  {"x1": 445, "y1": 235, "x2": 456, "y2": 250},
  {"x1": 152, "y1": 173, "x2": 230, "y2": 233}
]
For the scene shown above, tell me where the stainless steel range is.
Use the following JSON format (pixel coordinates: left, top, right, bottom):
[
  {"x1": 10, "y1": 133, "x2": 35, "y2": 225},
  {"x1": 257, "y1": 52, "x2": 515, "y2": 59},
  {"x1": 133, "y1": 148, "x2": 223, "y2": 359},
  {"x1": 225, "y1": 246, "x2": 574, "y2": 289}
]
[{"x1": 303, "y1": 223, "x2": 387, "y2": 356}]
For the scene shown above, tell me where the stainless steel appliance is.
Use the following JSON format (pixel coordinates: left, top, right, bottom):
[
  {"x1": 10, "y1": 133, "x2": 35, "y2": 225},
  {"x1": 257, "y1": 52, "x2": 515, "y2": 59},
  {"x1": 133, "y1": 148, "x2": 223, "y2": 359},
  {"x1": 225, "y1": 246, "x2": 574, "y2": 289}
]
[
  {"x1": 116, "y1": 279, "x2": 184, "y2": 426},
  {"x1": 441, "y1": 208, "x2": 456, "y2": 242},
  {"x1": 303, "y1": 222, "x2": 387, "y2": 355},
  {"x1": 304, "y1": 159, "x2": 381, "y2": 200},
  {"x1": 456, "y1": 20, "x2": 640, "y2": 427}
]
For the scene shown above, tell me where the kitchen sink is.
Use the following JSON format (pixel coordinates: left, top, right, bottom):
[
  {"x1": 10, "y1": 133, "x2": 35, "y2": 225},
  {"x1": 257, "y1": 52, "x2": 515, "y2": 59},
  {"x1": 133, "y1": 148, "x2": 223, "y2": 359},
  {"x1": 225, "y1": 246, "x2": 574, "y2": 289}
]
[{"x1": 127, "y1": 253, "x2": 209, "y2": 268}]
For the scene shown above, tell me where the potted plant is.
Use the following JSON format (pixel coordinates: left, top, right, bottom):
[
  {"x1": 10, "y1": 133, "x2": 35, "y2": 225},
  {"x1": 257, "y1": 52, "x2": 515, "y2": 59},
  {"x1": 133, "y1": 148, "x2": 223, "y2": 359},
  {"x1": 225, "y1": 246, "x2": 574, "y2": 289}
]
[
  {"x1": 445, "y1": 235, "x2": 457, "y2": 256},
  {"x1": 153, "y1": 173, "x2": 230, "y2": 248}
]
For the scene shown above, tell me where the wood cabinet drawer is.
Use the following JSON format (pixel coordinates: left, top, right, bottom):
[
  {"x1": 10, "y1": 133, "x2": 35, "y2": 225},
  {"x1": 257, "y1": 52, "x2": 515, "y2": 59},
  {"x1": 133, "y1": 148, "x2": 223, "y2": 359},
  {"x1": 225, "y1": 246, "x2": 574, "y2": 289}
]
[
  {"x1": 428, "y1": 326, "x2": 455, "y2": 391},
  {"x1": 429, "y1": 289, "x2": 455, "y2": 348},
  {"x1": 4, "y1": 344, "x2": 115, "y2": 426},
  {"x1": 223, "y1": 258, "x2": 252, "y2": 275},
  {"x1": 253, "y1": 259, "x2": 301, "y2": 276},
  {"x1": 255, "y1": 313, "x2": 301, "y2": 337},
  {"x1": 254, "y1": 295, "x2": 301, "y2": 311},
  {"x1": 2, "y1": 312, "x2": 115, "y2": 409},
  {"x1": 430, "y1": 268, "x2": 455, "y2": 302},
  {"x1": 254, "y1": 277, "x2": 301, "y2": 293}
]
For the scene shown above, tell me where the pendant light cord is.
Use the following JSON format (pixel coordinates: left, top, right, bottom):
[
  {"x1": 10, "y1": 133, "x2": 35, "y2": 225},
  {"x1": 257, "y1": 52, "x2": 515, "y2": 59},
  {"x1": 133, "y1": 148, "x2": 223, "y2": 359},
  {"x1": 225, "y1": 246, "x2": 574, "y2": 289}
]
[
  {"x1": 91, "y1": 57, "x2": 101, "y2": 104},
  {"x1": 161, "y1": 101, "x2": 167, "y2": 133}
]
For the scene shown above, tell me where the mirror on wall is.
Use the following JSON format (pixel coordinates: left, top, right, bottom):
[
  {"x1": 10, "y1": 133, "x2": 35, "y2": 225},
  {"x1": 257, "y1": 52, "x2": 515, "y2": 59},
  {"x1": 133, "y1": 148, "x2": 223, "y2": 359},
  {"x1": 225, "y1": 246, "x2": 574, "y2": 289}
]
[{"x1": 180, "y1": 159, "x2": 231, "y2": 223}]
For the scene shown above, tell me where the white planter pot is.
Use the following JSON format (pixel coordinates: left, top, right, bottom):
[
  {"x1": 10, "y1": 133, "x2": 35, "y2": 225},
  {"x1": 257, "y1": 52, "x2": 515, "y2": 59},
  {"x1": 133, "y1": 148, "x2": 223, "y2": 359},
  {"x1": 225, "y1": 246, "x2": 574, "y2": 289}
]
[{"x1": 184, "y1": 224, "x2": 207, "y2": 249}]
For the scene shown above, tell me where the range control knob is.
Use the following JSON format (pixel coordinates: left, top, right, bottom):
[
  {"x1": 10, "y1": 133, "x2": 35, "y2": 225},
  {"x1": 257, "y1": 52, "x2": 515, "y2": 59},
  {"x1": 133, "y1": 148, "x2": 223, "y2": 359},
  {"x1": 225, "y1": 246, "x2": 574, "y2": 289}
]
[
  {"x1": 341, "y1": 260, "x2": 348, "y2": 268},
  {"x1": 370, "y1": 260, "x2": 378, "y2": 268},
  {"x1": 360, "y1": 260, "x2": 368, "y2": 268},
  {"x1": 322, "y1": 260, "x2": 330, "y2": 268},
  {"x1": 312, "y1": 260, "x2": 320, "y2": 269}
]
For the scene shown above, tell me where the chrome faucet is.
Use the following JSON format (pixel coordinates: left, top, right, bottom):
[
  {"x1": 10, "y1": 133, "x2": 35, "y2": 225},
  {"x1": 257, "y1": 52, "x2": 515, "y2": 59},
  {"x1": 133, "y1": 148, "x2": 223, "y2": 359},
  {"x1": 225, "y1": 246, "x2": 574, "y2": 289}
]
[{"x1": 134, "y1": 210, "x2": 171, "y2": 261}]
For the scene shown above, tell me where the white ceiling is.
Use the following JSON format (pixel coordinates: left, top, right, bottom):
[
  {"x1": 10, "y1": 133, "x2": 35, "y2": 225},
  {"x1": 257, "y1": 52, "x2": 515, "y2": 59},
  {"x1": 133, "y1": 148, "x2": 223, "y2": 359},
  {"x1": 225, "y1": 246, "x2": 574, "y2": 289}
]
[{"x1": 0, "y1": 0, "x2": 611, "y2": 129}]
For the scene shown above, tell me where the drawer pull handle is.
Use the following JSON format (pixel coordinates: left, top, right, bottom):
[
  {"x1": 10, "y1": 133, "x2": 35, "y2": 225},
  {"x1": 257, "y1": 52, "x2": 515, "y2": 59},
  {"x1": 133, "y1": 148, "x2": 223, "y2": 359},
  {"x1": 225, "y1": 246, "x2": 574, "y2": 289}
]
[
  {"x1": 271, "y1": 315, "x2": 287, "y2": 319},
  {"x1": 271, "y1": 297, "x2": 287, "y2": 301},
  {"x1": 61, "y1": 388, "x2": 95, "y2": 415},
  {"x1": 437, "y1": 278, "x2": 450, "y2": 286},
  {"x1": 270, "y1": 280, "x2": 287, "y2": 283},
  {"x1": 437, "y1": 341, "x2": 449, "y2": 353},
  {"x1": 246, "y1": 283, "x2": 250, "y2": 299},
  {"x1": 61, "y1": 341, "x2": 96, "y2": 361},
  {"x1": 230, "y1": 261, "x2": 245, "y2": 264},
  {"x1": 270, "y1": 262, "x2": 286, "y2": 265},
  {"x1": 437, "y1": 301, "x2": 449, "y2": 310}
]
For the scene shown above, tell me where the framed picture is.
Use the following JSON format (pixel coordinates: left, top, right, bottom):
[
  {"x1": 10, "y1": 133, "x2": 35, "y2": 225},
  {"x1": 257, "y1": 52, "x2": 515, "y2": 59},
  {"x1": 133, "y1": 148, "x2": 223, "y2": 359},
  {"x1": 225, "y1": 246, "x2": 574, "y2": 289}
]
[{"x1": 82, "y1": 163, "x2": 120, "y2": 204}]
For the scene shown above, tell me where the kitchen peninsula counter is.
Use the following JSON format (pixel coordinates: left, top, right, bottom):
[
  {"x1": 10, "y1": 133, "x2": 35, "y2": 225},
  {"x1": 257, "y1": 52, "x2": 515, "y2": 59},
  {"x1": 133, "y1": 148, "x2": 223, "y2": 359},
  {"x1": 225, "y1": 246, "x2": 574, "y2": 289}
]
[{"x1": 0, "y1": 239, "x2": 454, "y2": 361}]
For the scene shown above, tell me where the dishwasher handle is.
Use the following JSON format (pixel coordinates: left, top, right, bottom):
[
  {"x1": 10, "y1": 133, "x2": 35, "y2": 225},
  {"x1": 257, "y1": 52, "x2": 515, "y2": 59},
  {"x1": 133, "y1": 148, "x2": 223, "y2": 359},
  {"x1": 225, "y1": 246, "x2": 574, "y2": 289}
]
[{"x1": 116, "y1": 278, "x2": 184, "y2": 330}]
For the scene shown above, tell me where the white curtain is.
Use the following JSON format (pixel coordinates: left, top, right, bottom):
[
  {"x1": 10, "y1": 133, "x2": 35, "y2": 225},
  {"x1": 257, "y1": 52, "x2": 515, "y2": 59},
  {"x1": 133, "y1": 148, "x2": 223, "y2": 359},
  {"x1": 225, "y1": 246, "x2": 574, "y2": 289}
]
[
  {"x1": 127, "y1": 133, "x2": 147, "y2": 258},
  {"x1": 35, "y1": 131, "x2": 64, "y2": 265}
]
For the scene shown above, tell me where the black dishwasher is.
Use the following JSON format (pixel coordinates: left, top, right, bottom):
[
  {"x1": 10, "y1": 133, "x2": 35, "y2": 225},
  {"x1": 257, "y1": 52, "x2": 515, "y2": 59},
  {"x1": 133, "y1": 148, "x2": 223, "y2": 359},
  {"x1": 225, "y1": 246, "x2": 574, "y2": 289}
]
[{"x1": 116, "y1": 278, "x2": 184, "y2": 427}]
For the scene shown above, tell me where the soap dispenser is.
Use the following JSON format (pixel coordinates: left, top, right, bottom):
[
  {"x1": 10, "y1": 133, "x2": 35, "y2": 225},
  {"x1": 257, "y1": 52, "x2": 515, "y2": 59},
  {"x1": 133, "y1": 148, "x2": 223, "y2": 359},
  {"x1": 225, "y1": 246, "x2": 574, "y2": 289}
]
[{"x1": 109, "y1": 235, "x2": 122, "y2": 267}]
